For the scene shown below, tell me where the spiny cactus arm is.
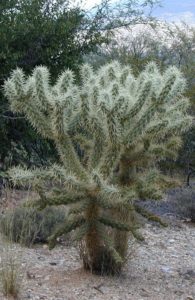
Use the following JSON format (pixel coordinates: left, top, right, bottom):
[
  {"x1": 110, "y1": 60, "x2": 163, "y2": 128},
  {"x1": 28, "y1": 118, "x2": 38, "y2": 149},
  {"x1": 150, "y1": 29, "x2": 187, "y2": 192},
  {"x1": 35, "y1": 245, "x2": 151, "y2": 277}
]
[
  {"x1": 95, "y1": 182, "x2": 135, "y2": 210},
  {"x1": 163, "y1": 115, "x2": 193, "y2": 136},
  {"x1": 157, "y1": 74, "x2": 177, "y2": 104},
  {"x1": 90, "y1": 85, "x2": 100, "y2": 106},
  {"x1": 96, "y1": 196, "x2": 122, "y2": 210},
  {"x1": 134, "y1": 204, "x2": 168, "y2": 227},
  {"x1": 4, "y1": 68, "x2": 26, "y2": 103},
  {"x1": 98, "y1": 102, "x2": 121, "y2": 179},
  {"x1": 97, "y1": 110, "x2": 121, "y2": 179},
  {"x1": 146, "y1": 113, "x2": 191, "y2": 143},
  {"x1": 120, "y1": 187, "x2": 138, "y2": 200},
  {"x1": 22, "y1": 100, "x2": 53, "y2": 138},
  {"x1": 72, "y1": 222, "x2": 91, "y2": 241},
  {"x1": 124, "y1": 104, "x2": 157, "y2": 146},
  {"x1": 96, "y1": 193, "x2": 123, "y2": 210},
  {"x1": 166, "y1": 136, "x2": 183, "y2": 152},
  {"x1": 134, "y1": 169, "x2": 180, "y2": 200},
  {"x1": 159, "y1": 67, "x2": 186, "y2": 104},
  {"x1": 54, "y1": 69, "x2": 75, "y2": 94},
  {"x1": 4, "y1": 70, "x2": 52, "y2": 138},
  {"x1": 87, "y1": 115, "x2": 107, "y2": 170},
  {"x1": 8, "y1": 165, "x2": 85, "y2": 190},
  {"x1": 68, "y1": 111, "x2": 95, "y2": 146},
  {"x1": 33, "y1": 66, "x2": 52, "y2": 112},
  {"x1": 124, "y1": 66, "x2": 187, "y2": 147},
  {"x1": 112, "y1": 96, "x2": 130, "y2": 121},
  {"x1": 119, "y1": 66, "x2": 132, "y2": 86},
  {"x1": 80, "y1": 92, "x2": 90, "y2": 123},
  {"x1": 148, "y1": 144, "x2": 178, "y2": 161},
  {"x1": 98, "y1": 144, "x2": 121, "y2": 180},
  {"x1": 144, "y1": 120, "x2": 169, "y2": 139},
  {"x1": 51, "y1": 99, "x2": 67, "y2": 140},
  {"x1": 50, "y1": 96, "x2": 88, "y2": 180},
  {"x1": 136, "y1": 179, "x2": 163, "y2": 200},
  {"x1": 97, "y1": 61, "x2": 121, "y2": 86},
  {"x1": 68, "y1": 111, "x2": 84, "y2": 135},
  {"x1": 91, "y1": 169, "x2": 123, "y2": 194},
  {"x1": 29, "y1": 192, "x2": 87, "y2": 210},
  {"x1": 8, "y1": 167, "x2": 48, "y2": 187},
  {"x1": 47, "y1": 165, "x2": 91, "y2": 192},
  {"x1": 122, "y1": 80, "x2": 153, "y2": 123},
  {"x1": 97, "y1": 217, "x2": 131, "y2": 231},
  {"x1": 55, "y1": 135, "x2": 88, "y2": 181},
  {"x1": 156, "y1": 174, "x2": 181, "y2": 189},
  {"x1": 124, "y1": 97, "x2": 188, "y2": 147},
  {"x1": 107, "y1": 109, "x2": 121, "y2": 145},
  {"x1": 48, "y1": 215, "x2": 86, "y2": 249},
  {"x1": 129, "y1": 228, "x2": 145, "y2": 241},
  {"x1": 80, "y1": 64, "x2": 95, "y2": 85},
  {"x1": 72, "y1": 134, "x2": 93, "y2": 151},
  {"x1": 147, "y1": 136, "x2": 183, "y2": 162},
  {"x1": 143, "y1": 61, "x2": 160, "y2": 75},
  {"x1": 165, "y1": 97, "x2": 190, "y2": 116},
  {"x1": 69, "y1": 199, "x2": 90, "y2": 215},
  {"x1": 120, "y1": 143, "x2": 146, "y2": 166}
]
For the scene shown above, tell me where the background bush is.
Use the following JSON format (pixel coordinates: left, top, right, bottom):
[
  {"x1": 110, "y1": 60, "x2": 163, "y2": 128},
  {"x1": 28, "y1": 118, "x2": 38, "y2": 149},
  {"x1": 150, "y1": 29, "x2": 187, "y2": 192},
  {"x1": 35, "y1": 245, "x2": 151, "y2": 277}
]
[
  {"x1": 171, "y1": 187, "x2": 195, "y2": 222},
  {"x1": 0, "y1": 206, "x2": 67, "y2": 247}
]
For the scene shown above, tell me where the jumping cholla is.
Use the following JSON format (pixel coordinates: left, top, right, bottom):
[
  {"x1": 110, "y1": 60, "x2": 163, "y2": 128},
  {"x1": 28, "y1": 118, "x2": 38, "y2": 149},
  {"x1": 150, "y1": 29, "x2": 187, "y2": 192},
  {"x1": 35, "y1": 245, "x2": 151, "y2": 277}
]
[{"x1": 4, "y1": 61, "x2": 192, "y2": 274}]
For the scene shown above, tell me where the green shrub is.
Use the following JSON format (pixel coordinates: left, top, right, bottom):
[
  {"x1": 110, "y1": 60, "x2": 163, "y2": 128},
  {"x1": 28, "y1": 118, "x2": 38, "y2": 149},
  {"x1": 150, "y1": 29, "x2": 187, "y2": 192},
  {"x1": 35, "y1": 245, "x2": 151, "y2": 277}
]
[
  {"x1": 172, "y1": 188, "x2": 195, "y2": 222},
  {"x1": 0, "y1": 206, "x2": 67, "y2": 246}
]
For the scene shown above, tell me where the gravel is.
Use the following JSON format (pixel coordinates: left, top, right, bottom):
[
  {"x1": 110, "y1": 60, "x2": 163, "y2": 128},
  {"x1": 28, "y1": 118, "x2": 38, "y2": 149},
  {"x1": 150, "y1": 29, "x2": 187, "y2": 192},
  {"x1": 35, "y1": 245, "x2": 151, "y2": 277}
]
[{"x1": 0, "y1": 218, "x2": 194, "y2": 300}]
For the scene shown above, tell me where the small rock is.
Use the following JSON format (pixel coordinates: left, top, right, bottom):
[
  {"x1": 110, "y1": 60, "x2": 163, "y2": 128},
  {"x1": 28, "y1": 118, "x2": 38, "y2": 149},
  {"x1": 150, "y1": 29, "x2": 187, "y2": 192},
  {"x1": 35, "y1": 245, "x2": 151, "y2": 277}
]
[
  {"x1": 174, "y1": 290, "x2": 183, "y2": 296},
  {"x1": 26, "y1": 271, "x2": 35, "y2": 279},
  {"x1": 37, "y1": 256, "x2": 45, "y2": 261},
  {"x1": 140, "y1": 288, "x2": 150, "y2": 297},
  {"x1": 185, "y1": 269, "x2": 195, "y2": 278},
  {"x1": 161, "y1": 266, "x2": 172, "y2": 273},
  {"x1": 44, "y1": 275, "x2": 51, "y2": 281},
  {"x1": 183, "y1": 269, "x2": 195, "y2": 280},
  {"x1": 49, "y1": 261, "x2": 57, "y2": 266},
  {"x1": 168, "y1": 239, "x2": 175, "y2": 244}
]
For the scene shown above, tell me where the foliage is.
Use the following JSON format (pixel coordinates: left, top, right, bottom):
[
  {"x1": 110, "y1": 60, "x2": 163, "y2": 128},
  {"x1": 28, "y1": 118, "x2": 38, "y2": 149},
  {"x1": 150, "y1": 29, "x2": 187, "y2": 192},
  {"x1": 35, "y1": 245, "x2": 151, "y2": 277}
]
[
  {"x1": 0, "y1": 206, "x2": 67, "y2": 247},
  {"x1": 0, "y1": 0, "x2": 101, "y2": 168},
  {"x1": 86, "y1": 0, "x2": 160, "y2": 31},
  {"x1": 4, "y1": 61, "x2": 191, "y2": 274}
]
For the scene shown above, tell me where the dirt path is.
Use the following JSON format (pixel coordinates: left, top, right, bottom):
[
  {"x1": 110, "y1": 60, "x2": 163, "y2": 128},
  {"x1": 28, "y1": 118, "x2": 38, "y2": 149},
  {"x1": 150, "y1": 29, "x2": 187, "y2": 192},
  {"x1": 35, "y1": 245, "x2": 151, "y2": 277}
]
[{"x1": 0, "y1": 218, "x2": 194, "y2": 300}]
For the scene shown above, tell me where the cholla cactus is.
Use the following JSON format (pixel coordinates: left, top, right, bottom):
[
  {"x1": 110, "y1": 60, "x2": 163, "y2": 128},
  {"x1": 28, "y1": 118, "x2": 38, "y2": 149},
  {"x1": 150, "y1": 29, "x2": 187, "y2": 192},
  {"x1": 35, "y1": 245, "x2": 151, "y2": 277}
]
[{"x1": 4, "y1": 61, "x2": 192, "y2": 274}]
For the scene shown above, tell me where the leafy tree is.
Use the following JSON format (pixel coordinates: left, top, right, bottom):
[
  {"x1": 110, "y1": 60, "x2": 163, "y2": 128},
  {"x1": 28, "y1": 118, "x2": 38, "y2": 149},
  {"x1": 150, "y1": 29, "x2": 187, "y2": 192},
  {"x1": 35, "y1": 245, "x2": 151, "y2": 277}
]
[
  {"x1": 4, "y1": 61, "x2": 191, "y2": 274},
  {"x1": 0, "y1": 0, "x2": 102, "y2": 168}
]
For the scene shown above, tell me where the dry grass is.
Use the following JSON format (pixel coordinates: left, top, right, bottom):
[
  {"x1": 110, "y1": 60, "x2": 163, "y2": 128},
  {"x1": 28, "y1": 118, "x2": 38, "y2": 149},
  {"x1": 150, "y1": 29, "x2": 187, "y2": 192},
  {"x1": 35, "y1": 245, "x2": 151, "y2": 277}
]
[
  {"x1": 0, "y1": 205, "x2": 67, "y2": 247},
  {"x1": 0, "y1": 245, "x2": 22, "y2": 299}
]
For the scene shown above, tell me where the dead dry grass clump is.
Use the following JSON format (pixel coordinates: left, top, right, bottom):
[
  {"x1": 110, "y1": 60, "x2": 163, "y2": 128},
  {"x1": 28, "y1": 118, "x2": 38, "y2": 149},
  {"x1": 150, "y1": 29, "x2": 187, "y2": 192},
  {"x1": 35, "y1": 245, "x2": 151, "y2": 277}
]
[
  {"x1": 0, "y1": 245, "x2": 22, "y2": 299},
  {"x1": 0, "y1": 206, "x2": 67, "y2": 247},
  {"x1": 171, "y1": 187, "x2": 195, "y2": 221}
]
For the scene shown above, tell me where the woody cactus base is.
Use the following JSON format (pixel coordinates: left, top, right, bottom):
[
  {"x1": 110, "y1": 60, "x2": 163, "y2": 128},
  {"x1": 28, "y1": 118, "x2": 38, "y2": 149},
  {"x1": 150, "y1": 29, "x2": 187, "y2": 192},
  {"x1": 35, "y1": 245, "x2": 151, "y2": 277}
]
[{"x1": 4, "y1": 61, "x2": 192, "y2": 274}]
